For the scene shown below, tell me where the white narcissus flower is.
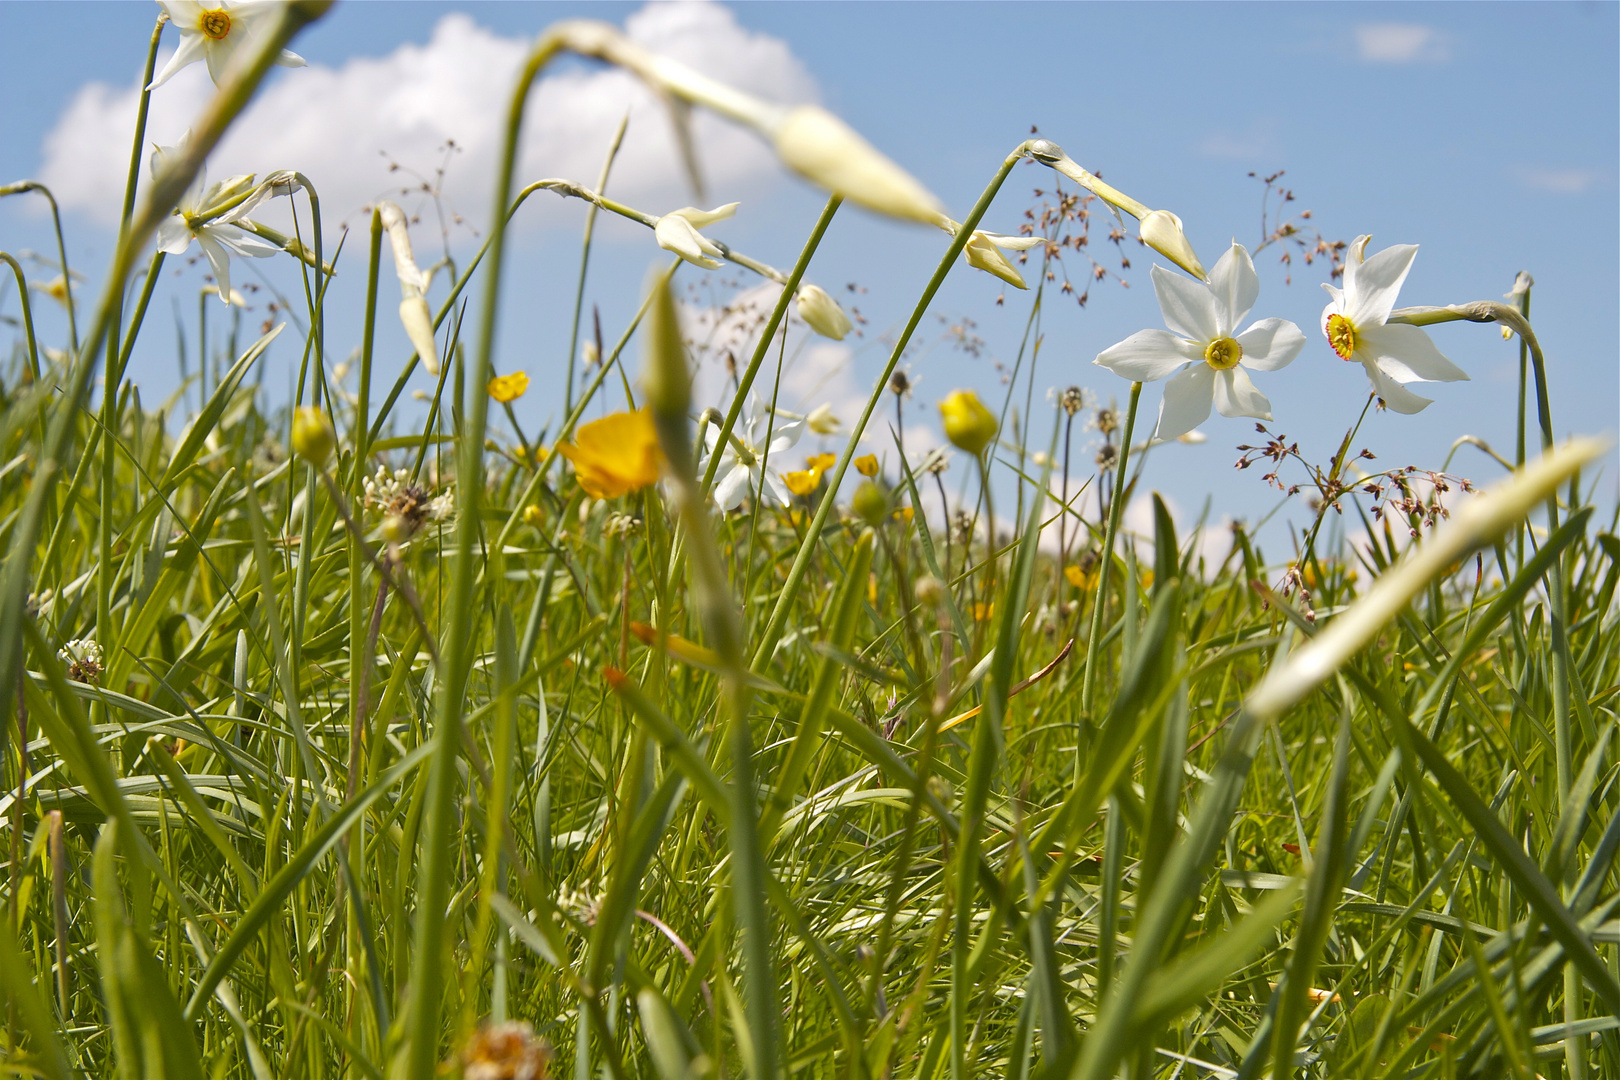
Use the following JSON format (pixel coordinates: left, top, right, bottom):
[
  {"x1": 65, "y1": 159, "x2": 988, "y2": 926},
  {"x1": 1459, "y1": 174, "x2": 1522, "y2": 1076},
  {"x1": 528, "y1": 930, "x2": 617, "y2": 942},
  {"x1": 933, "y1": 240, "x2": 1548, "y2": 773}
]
[
  {"x1": 704, "y1": 397, "x2": 802, "y2": 511},
  {"x1": 795, "y1": 284, "x2": 852, "y2": 340},
  {"x1": 1321, "y1": 235, "x2": 1468, "y2": 414},
  {"x1": 377, "y1": 201, "x2": 441, "y2": 375},
  {"x1": 962, "y1": 231, "x2": 1044, "y2": 289},
  {"x1": 150, "y1": 1, "x2": 307, "y2": 89},
  {"x1": 1095, "y1": 242, "x2": 1306, "y2": 441},
  {"x1": 654, "y1": 204, "x2": 738, "y2": 270},
  {"x1": 151, "y1": 133, "x2": 281, "y2": 305}
]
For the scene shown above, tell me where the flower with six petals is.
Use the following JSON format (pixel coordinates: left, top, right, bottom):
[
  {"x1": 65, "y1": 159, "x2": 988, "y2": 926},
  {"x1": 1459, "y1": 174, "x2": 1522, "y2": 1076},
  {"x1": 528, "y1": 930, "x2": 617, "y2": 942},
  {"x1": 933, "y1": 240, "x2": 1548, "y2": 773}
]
[
  {"x1": 703, "y1": 396, "x2": 802, "y2": 510},
  {"x1": 150, "y1": 1, "x2": 307, "y2": 89},
  {"x1": 152, "y1": 134, "x2": 281, "y2": 305},
  {"x1": 1094, "y1": 242, "x2": 1305, "y2": 441},
  {"x1": 1320, "y1": 235, "x2": 1468, "y2": 414}
]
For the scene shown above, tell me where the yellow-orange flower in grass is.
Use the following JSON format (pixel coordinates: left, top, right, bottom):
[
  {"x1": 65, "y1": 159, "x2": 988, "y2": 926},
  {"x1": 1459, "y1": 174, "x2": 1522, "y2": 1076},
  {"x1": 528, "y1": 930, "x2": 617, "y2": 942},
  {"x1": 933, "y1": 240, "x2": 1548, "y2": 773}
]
[
  {"x1": 556, "y1": 409, "x2": 663, "y2": 499},
  {"x1": 783, "y1": 452, "x2": 839, "y2": 497},
  {"x1": 1064, "y1": 564, "x2": 1098, "y2": 590},
  {"x1": 940, "y1": 389, "x2": 997, "y2": 455},
  {"x1": 854, "y1": 454, "x2": 880, "y2": 477},
  {"x1": 488, "y1": 371, "x2": 530, "y2": 403}
]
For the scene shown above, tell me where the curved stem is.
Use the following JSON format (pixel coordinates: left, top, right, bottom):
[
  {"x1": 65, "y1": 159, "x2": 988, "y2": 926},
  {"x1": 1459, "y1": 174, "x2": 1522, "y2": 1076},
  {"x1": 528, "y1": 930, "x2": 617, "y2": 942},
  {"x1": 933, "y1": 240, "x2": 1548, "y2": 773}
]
[
  {"x1": 566, "y1": 113, "x2": 629, "y2": 416},
  {"x1": 0, "y1": 254, "x2": 41, "y2": 380},
  {"x1": 749, "y1": 141, "x2": 1040, "y2": 668},
  {"x1": 1080, "y1": 380, "x2": 1142, "y2": 718}
]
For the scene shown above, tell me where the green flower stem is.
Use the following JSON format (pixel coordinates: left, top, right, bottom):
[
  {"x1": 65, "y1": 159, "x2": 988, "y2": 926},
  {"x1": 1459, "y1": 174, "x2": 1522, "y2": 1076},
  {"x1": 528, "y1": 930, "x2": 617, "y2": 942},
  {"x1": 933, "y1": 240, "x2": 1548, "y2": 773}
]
[
  {"x1": 566, "y1": 113, "x2": 628, "y2": 416},
  {"x1": 1080, "y1": 380, "x2": 1142, "y2": 718},
  {"x1": 750, "y1": 141, "x2": 1039, "y2": 669},
  {"x1": 0, "y1": 183, "x2": 77, "y2": 353},
  {"x1": 1389, "y1": 298, "x2": 1586, "y2": 1073},
  {"x1": 97, "y1": 12, "x2": 163, "y2": 652},
  {"x1": 400, "y1": 28, "x2": 576, "y2": 1080},
  {"x1": 0, "y1": 253, "x2": 41, "y2": 381},
  {"x1": 699, "y1": 194, "x2": 842, "y2": 498}
]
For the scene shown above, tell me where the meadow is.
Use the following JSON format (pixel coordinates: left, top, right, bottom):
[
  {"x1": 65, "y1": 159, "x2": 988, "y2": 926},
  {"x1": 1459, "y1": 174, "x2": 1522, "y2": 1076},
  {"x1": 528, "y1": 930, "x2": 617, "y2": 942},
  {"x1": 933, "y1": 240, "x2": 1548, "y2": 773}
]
[{"x1": 1, "y1": 4, "x2": 1616, "y2": 1079}]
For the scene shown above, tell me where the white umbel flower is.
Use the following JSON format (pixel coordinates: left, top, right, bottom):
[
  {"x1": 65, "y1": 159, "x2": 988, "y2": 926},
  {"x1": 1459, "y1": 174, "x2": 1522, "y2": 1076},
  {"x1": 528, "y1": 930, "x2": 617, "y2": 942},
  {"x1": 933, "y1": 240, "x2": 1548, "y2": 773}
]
[
  {"x1": 1321, "y1": 235, "x2": 1468, "y2": 414},
  {"x1": 703, "y1": 396, "x2": 802, "y2": 511},
  {"x1": 150, "y1": 1, "x2": 307, "y2": 89},
  {"x1": 654, "y1": 204, "x2": 738, "y2": 270},
  {"x1": 151, "y1": 133, "x2": 281, "y2": 305},
  {"x1": 1095, "y1": 242, "x2": 1305, "y2": 440}
]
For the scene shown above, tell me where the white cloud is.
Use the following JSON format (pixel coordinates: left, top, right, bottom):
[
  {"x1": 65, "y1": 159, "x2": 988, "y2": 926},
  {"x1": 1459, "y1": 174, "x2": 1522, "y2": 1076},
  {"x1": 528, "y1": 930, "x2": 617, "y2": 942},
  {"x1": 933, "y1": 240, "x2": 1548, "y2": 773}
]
[
  {"x1": 39, "y1": 2, "x2": 817, "y2": 230},
  {"x1": 1354, "y1": 23, "x2": 1449, "y2": 64},
  {"x1": 1519, "y1": 167, "x2": 1598, "y2": 195}
]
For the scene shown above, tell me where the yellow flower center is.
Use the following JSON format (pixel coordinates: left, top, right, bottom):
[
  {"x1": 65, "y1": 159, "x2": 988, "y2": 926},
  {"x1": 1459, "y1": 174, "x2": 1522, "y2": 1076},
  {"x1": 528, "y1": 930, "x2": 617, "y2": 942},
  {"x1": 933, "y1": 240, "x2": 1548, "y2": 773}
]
[
  {"x1": 199, "y1": 9, "x2": 232, "y2": 39},
  {"x1": 1326, "y1": 313, "x2": 1357, "y2": 361},
  {"x1": 1203, "y1": 336, "x2": 1243, "y2": 371}
]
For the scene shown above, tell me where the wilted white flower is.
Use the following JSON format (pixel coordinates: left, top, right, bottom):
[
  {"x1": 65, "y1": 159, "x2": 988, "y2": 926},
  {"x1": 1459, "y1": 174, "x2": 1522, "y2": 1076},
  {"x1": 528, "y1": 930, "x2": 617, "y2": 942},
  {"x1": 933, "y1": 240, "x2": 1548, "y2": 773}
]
[
  {"x1": 1095, "y1": 242, "x2": 1304, "y2": 441},
  {"x1": 152, "y1": 133, "x2": 281, "y2": 305},
  {"x1": 962, "y1": 231, "x2": 1043, "y2": 289},
  {"x1": 795, "y1": 283, "x2": 852, "y2": 340},
  {"x1": 654, "y1": 204, "x2": 738, "y2": 270},
  {"x1": 704, "y1": 396, "x2": 802, "y2": 511},
  {"x1": 150, "y1": 1, "x2": 307, "y2": 89},
  {"x1": 1321, "y1": 235, "x2": 1468, "y2": 414}
]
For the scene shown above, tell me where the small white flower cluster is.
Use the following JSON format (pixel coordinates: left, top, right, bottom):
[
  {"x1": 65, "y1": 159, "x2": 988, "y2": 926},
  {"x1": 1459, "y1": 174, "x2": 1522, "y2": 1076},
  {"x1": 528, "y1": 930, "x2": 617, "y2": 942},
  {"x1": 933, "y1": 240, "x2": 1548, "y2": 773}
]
[
  {"x1": 58, "y1": 638, "x2": 104, "y2": 684},
  {"x1": 364, "y1": 465, "x2": 452, "y2": 545}
]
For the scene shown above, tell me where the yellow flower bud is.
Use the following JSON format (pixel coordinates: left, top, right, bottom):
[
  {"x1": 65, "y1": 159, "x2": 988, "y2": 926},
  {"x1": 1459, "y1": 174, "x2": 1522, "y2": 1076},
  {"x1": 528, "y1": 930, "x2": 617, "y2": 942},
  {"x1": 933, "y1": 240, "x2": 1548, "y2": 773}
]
[
  {"x1": 939, "y1": 389, "x2": 997, "y2": 455},
  {"x1": 291, "y1": 406, "x2": 334, "y2": 467},
  {"x1": 852, "y1": 480, "x2": 888, "y2": 526},
  {"x1": 522, "y1": 505, "x2": 544, "y2": 527},
  {"x1": 854, "y1": 454, "x2": 880, "y2": 477}
]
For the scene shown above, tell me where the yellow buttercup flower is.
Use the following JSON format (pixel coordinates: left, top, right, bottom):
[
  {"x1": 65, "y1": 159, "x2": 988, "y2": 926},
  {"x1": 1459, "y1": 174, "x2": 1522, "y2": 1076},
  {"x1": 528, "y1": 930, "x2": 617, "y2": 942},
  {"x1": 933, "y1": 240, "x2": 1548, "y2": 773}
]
[
  {"x1": 556, "y1": 409, "x2": 664, "y2": 499},
  {"x1": 972, "y1": 601, "x2": 994, "y2": 622},
  {"x1": 782, "y1": 470, "x2": 821, "y2": 497},
  {"x1": 806, "y1": 453, "x2": 836, "y2": 473},
  {"x1": 854, "y1": 454, "x2": 880, "y2": 477},
  {"x1": 1064, "y1": 564, "x2": 1098, "y2": 590},
  {"x1": 939, "y1": 389, "x2": 997, "y2": 455},
  {"x1": 488, "y1": 371, "x2": 530, "y2": 403}
]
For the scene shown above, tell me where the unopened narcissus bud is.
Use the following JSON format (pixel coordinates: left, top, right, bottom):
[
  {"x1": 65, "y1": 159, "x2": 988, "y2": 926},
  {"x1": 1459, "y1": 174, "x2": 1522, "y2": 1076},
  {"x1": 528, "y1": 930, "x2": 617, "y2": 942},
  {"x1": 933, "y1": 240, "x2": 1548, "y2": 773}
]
[
  {"x1": 963, "y1": 231, "x2": 1042, "y2": 290},
  {"x1": 852, "y1": 480, "x2": 888, "y2": 526},
  {"x1": 291, "y1": 406, "x2": 334, "y2": 466},
  {"x1": 796, "y1": 284, "x2": 853, "y2": 340},
  {"x1": 772, "y1": 105, "x2": 946, "y2": 226},
  {"x1": 806, "y1": 403, "x2": 841, "y2": 434},
  {"x1": 379, "y1": 201, "x2": 442, "y2": 374},
  {"x1": 654, "y1": 204, "x2": 737, "y2": 270},
  {"x1": 1138, "y1": 210, "x2": 1207, "y2": 282},
  {"x1": 939, "y1": 389, "x2": 997, "y2": 455}
]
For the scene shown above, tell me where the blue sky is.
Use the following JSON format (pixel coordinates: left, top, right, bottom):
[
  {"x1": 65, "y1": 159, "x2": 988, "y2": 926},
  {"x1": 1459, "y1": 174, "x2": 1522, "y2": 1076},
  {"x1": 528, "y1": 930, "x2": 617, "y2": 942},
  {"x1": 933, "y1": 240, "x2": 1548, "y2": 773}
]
[{"x1": 2, "y1": 1, "x2": 1615, "y2": 548}]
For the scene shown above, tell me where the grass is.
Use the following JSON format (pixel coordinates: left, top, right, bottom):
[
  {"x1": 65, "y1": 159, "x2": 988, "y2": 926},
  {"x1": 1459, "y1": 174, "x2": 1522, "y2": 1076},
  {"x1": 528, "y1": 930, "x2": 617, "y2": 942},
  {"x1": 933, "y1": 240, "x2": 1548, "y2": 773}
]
[{"x1": 2, "y1": 7, "x2": 1617, "y2": 1080}]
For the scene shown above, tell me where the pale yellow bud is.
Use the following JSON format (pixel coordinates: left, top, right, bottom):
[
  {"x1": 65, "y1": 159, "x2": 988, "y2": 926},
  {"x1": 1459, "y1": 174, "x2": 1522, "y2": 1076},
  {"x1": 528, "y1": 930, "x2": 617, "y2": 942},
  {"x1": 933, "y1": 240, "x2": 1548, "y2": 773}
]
[
  {"x1": 796, "y1": 284, "x2": 853, "y2": 340},
  {"x1": 1138, "y1": 210, "x2": 1207, "y2": 282},
  {"x1": 400, "y1": 296, "x2": 440, "y2": 376},
  {"x1": 772, "y1": 105, "x2": 945, "y2": 225},
  {"x1": 291, "y1": 406, "x2": 334, "y2": 467}
]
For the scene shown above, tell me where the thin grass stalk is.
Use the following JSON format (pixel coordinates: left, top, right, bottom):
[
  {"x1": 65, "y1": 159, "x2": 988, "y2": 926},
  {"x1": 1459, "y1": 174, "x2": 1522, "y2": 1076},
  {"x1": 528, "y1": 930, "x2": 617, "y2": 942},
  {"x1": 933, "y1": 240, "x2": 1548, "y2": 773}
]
[
  {"x1": 565, "y1": 112, "x2": 628, "y2": 415},
  {"x1": 750, "y1": 141, "x2": 1039, "y2": 668},
  {"x1": 0, "y1": 182, "x2": 78, "y2": 352},
  {"x1": 0, "y1": 254, "x2": 41, "y2": 380},
  {"x1": 97, "y1": 13, "x2": 164, "y2": 651},
  {"x1": 1078, "y1": 380, "x2": 1141, "y2": 722},
  {"x1": 698, "y1": 194, "x2": 842, "y2": 497}
]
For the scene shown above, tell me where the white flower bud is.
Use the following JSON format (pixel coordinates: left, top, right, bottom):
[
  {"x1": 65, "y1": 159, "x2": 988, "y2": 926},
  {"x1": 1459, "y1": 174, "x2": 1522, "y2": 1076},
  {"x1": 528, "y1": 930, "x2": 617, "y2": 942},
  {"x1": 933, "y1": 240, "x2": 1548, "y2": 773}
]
[
  {"x1": 400, "y1": 296, "x2": 440, "y2": 376},
  {"x1": 795, "y1": 284, "x2": 853, "y2": 340},
  {"x1": 654, "y1": 204, "x2": 737, "y2": 270},
  {"x1": 771, "y1": 105, "x2": 945, "y2": 225},
  {"x1": 962, "y1": 231, "x2": 1041, "y2": 290},
  {"x1": 1138, "y1": 209, "x2": 1207, "y2": 282}
]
